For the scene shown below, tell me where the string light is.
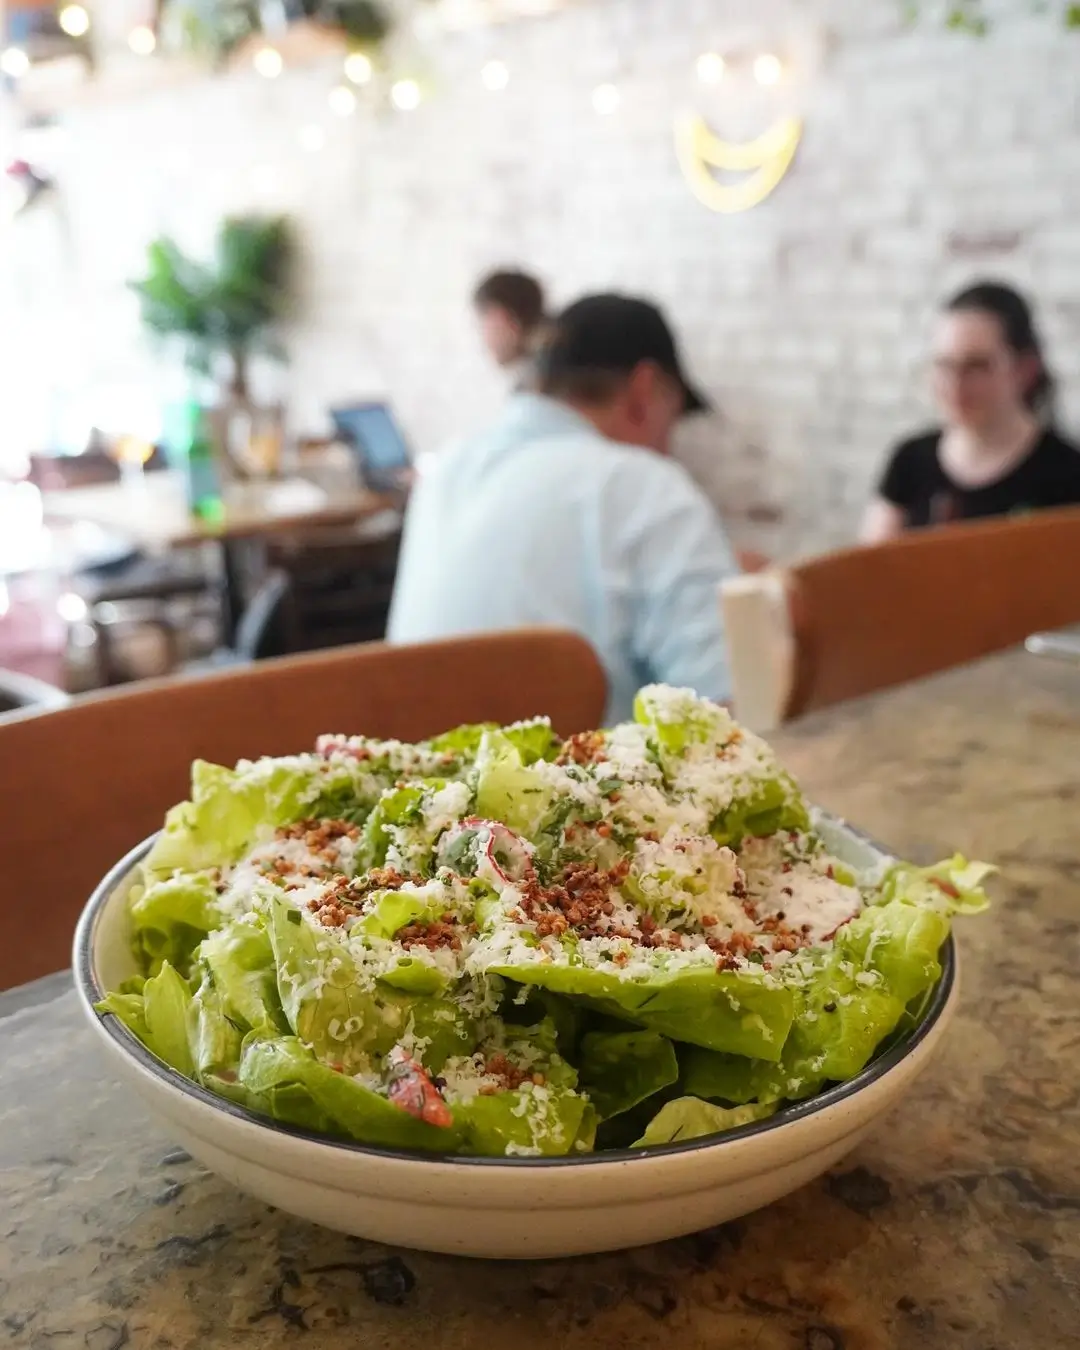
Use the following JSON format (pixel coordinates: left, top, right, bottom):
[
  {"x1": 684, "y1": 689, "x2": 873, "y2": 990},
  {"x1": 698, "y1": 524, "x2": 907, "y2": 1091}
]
[
  {"x1": 328, "y1": 84, "x2": 357, "y2": 116},
  {"x1": 696, "y1": 51, "x2": 726, "y2": 86},
  {"x1": 344, "y1": 51, "x2": 373, "y2": 84},
  {"x1": 58, "y1": 5, "x2": 90, "y2": 38},
  {"x1": 253, "y1": 46, "x2": 284, "y2": 79},
  {"x1": 391, "y1": 78, "x2": 422, "y2": 111},
  {"x1": 592, "y1": 82, "x2": 620, "y2": 115},
  {"x1": 56, "y1": 592, "x2": 88, "y2": 623},
  {"x1": 128, "y1": 26, "x2": 157, "y2": 56},
  {"x1": 0, "y1": 47, "x2": 30, "y2": 77},
  {"x1": 754, "y1": 53, "x2": 783, "y2": 86},
  {"x1": 481, "y1": 59, "x2": 510, "y2": 91}
]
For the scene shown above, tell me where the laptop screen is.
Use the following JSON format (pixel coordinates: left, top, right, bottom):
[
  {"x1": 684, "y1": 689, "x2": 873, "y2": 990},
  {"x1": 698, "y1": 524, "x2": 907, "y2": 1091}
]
[{"x1": 331, "y1": 404, "x2": 411, "y2": 485}]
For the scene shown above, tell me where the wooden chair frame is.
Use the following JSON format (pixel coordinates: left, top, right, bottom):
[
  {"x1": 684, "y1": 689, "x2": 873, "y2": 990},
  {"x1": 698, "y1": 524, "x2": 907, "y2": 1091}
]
[
  {"x1": 722, "y1": 507, "x2": 1080, "y2": 729},
  {"x1": 0, "y1": 628, "x2": 606, "y2": 989}
]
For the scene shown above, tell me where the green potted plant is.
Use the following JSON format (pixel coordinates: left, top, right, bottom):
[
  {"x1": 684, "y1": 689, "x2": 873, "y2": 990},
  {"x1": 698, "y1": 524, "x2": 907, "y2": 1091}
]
[
  {"x1": 159, "y1": 1, "x2": 394, "y2": 63},
  {"x1": 130, "y1": 215, "x2": 293, "y2": 477}
]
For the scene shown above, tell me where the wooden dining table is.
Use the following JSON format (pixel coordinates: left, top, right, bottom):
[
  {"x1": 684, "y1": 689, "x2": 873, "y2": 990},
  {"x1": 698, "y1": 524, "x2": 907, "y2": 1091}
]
[
  {"x1": 1, "y1": 647, "x2": 1076, "y2": 1350},
  {"x1": 41, "y1": 470, "x2": 402, "y2": 640},
  {"x1": 41, "y1": 471, "x2": 399, "y2": 551}
]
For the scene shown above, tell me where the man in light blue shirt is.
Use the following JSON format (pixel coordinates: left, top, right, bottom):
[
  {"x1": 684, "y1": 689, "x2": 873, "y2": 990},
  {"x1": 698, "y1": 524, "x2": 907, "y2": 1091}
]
[{"x1": 388, "y1": 294, "x2": 739, "y2": 723}]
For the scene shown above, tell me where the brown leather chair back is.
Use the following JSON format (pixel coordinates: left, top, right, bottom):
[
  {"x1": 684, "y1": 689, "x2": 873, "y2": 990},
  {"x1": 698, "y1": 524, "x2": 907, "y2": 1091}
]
[
  {"x1": 0, "y1": 629, "x2": 606, "y2": 989},
  {"x1": 785, "y1": 506, "x2": 1080, "y2": 718}
]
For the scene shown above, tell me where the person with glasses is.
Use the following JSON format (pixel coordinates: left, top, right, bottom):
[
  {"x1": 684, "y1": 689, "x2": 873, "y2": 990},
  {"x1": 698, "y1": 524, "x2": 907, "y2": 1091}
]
[{"x1": 861, "y1": 281, "x2": 1080, "y2": 542}]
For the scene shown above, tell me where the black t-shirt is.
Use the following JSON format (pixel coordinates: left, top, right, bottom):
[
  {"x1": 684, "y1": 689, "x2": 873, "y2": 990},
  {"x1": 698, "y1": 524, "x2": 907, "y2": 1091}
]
[{"x1": 879, "y1": 428, "x2": 1080, "y2": 528}]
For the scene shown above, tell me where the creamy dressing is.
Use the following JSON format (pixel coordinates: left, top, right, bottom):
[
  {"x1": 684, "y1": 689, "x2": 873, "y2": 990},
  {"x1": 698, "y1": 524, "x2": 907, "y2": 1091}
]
[{"x1": 753, "y1": 868, "x2": 862, "y2": 945}]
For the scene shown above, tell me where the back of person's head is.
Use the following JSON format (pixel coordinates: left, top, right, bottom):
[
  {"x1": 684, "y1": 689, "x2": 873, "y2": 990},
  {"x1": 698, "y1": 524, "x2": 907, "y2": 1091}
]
[
  {"x1": 537, "y1": 293, "x2": 709, "y2": 456},
  {"x1": 944, "y1": 280, "x2": 1055, "y2": 420},
  {"x1": 473, "y1": 270, "x2": 546, "y2": 368}
]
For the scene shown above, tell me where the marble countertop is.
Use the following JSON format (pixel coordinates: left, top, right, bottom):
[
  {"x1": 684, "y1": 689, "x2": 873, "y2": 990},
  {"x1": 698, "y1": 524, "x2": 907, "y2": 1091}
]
[{"x1": 2, "y1": 649, "x2": 1077, "y2": 1350}]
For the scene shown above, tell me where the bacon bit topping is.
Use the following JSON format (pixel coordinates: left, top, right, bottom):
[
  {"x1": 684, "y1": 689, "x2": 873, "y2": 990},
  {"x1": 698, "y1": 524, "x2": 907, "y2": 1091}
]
[
  {"x1": 394, "y1": 916, "x2": 463, "y2": 952},
  {"x1": 256, "y1": 819, "x2": 361, "y2": 888},
  {"x1": 759, "y1": 913, "x2": 802, "y2": 952},
  {"x1": 303, "y1": 865, "x2": 430, "y2": 929},
  {"x1": 556, "y1": 731, "x2": 606, "y2": 766},
  {"x1": 350, "y1": 866, "x2": 422, "y2": 898},
  {"x1": 931, "y1": 876, "x2": 960, "y2": 899},
  {"x1": 521, "y1": 859, "x2": 631, "y2": 939},
  {"x1": 482, "y1": 1053, "x2": 533, "y2": 1092},
  {"x1": 534, "y1": 912, "x2": 570, "y2": 939},
  {"x1": 306, "y1": 874, "x2": 360, "y2": 928},
  {"x1": 276, "y1": 818, "x2": 360, "y2": 849}
]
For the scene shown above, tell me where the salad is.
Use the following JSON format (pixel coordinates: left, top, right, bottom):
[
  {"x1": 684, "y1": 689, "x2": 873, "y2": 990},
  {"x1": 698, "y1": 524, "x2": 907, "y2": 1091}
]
[{"x1": 98, "y1": 686, "x2": 991, "y2": 1158}]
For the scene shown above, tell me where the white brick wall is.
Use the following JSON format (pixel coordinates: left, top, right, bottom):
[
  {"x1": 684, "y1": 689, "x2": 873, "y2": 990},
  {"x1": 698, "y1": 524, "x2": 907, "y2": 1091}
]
[{"x1": 4, "y1": 0, "x2": 1080, "y2": 556}]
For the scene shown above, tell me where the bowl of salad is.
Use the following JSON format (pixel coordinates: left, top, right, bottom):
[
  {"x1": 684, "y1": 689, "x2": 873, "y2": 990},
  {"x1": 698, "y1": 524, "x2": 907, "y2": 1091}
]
[{"x1": 74, "y1": 686, "x2": 990, "y2": 1259}]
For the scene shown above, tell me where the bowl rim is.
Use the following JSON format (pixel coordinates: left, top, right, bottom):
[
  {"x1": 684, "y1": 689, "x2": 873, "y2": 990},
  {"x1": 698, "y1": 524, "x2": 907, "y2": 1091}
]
[{"x1": 74, "y1": 827, "x2": 956, "y2": 1170}]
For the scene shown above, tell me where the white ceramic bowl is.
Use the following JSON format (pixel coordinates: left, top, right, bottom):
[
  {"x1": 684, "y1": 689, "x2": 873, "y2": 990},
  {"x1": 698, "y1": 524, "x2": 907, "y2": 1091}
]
[{"x1": 73, "y1": 818, "x2": 958, "y2": 1260}]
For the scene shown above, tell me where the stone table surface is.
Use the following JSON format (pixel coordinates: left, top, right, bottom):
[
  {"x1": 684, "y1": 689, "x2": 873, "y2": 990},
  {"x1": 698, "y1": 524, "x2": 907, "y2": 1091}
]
[{"x1": 2, "y1": 649, "x2": 1078, "y2": 1350}]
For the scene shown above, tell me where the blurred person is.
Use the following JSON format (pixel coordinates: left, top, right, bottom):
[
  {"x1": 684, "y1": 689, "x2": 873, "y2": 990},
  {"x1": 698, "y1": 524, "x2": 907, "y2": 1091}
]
[
  {"x1": 473, "y1": 269, "x2": 547, "y2": 389},
  {"x1": 862, "y1": 281, "x2": 1080, "y2": 542},
  {"x1": 389, "y1": 294, "x2": 739, "y2": 722}
]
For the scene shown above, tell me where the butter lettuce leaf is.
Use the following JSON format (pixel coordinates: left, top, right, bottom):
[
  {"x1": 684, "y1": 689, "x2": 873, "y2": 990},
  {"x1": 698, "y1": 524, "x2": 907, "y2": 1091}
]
[
  {"x1": 681, "y1": 896, "x2": 955, "y2": 1106},
  {"x1": 237, "y1": 1036, "x2": 464, "y2": 1152},
  {"x1": 634, "y1": 1097, "x2": 777, "y2": 1147},
  {"x1": 97, "y1": 960, "x2": 194, "y2": 1077},
  {"x1": 577, "y1": 1029, "x2": 679, "y2": 1121},
  {"x1": 489, "y1": 960, "x2": 796, "y2": 1060},
  {"x1": 144, "y1": 755, "x2": 379, "y2": 877},
  {"x1": 876, "y1": 854, "x2": 994, "y2": 916},
  {"x1": 129, "y1": 872, "x2": 219, "y2": 977},
  {"x1": 267, "y1": 897, "x2": 475, "y2": 1072},
  {"x1": 198, "y1": 921, "x2": 288, "y2": 1036}
]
